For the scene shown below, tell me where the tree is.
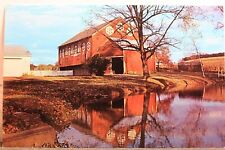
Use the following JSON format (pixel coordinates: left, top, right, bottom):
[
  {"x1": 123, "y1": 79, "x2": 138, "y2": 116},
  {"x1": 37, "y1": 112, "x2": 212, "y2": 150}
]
[
  {"x1": 155, "y1": 47, "x2": 173, "y2": 71},
  {"x1": 37, "y1": 64, "x2": 48, "y2": 70},
  {"x1": 30, "y1": 64, "x2": 37, "y2": 70},
  {"x1": 181, "y1": 6, "x2": 224, "y2": 30},
  {"x1": 86, "y1": 54, "x2": 110, "y2": 76},
  {"x1": 93, "y1": 5, "x2": 184, "y2": 79},
  {"x1": 215, "y1": 6, "x2": 224, "y2": 29},
  {"x1": 52, "y1": 62, "x2": 59, "y2": 71}
]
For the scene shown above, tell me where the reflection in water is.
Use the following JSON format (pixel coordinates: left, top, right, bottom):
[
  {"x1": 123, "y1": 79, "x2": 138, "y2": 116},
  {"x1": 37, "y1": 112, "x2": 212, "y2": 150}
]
[
  {"x1": 179, "y1": 89, "x2": 203, "y2": 100},
  {"x1": 58, "y1": 84, "x2": 225, "y2": 148},
  {"x1": 178, "y1": 84, "x2": 225, "y2": 102},
  {"x1": 5, "y1": 84, "x2": 225, "y2": 148},
  {"x1": 203, "y1": 84, "x2": 225, "y2": 101},
  {"x1": 57, "y1": 92, "x2": 158, "y2": 147}
]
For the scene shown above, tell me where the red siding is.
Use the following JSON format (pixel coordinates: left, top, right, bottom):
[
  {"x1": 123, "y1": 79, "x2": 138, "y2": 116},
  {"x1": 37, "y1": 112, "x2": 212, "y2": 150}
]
[
  {"x1": 59, "y1": 38, "x2": 92, "y2": 67},
  {"x1": 124, "y1": 50, "x2": 143, "y2": 75},
  {"x1": 125, "y1": 93, "x2": 157, "y2": 116},
  {"x1": 123, "y1": 50, "x2": 156, "y2": 75},
  {"x1": 147, "y1": 54, "x2": 156, "y2": 72}
]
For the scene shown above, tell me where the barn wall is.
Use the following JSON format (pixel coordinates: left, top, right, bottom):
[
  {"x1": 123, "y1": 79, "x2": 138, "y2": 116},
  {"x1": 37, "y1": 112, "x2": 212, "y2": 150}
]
[
  {"x1": 123, "y1": 50, "x2": 156, "y2": 75},
  {"x1": 147, "y1": 53, "x2": 156, "y2": 72},
  {"x1": 59, "y1": 37, "x2": 91, "y2": 67},
  {"x1": 124, "y1": 50, "x2": 143, "y2": 75}
]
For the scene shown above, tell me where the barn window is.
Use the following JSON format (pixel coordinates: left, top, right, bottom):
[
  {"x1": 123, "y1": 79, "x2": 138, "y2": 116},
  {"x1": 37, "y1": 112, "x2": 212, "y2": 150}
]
[
  {"x1": 72, "y1": 46, "x2": 75, "y2": 55},
  {"x1": 75, "y1": 45, "x2": 78, "y2": 54},
  {"x1": 66, "y1": 47, "x2": 68, "y2": 56},
  {"x1": 71, "y1": 47, "x2": 74, "y2": 55},
  {"x1": 78, "y1": 45, "x2": 81, "y2": 53},
  {"x1": 82, "y1": 43, "x2": 85, "y2": 52},
  {"x1": 71, "y1": 45, "x2": 74, "y2": 55},
  {"x1": 60, "y1": 49, "x2": 62, "y2": 58},
  {"x1": 68, "y1": 46, "x2": 71, "y2": 55},
  {"x1": 64, "y1": 48, "x2": 67, "y2": 56},
  {"x1": 87, "y1": 42, "x2": 91, "y2": 51},
  {"x1": 61, "y1": 49, "x2": 64, "y2": 58}
]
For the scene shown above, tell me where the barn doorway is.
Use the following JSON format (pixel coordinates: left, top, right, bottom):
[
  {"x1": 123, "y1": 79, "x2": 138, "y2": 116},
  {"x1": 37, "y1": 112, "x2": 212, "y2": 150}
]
[{"x1": 112, "y1": 57, "x2": 124, "y2": 74}]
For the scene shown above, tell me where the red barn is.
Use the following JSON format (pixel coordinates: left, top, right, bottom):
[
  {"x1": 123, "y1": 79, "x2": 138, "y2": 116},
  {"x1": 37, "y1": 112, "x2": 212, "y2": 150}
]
[{"x1": 58, "y1": 18, "x2": 155, "y2": 75}]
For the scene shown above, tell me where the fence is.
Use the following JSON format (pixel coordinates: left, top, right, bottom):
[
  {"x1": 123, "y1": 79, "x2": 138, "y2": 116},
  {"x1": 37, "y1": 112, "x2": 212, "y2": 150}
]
[{"x1": 28, "y1": 70, "x2": 73, "y2": 76}]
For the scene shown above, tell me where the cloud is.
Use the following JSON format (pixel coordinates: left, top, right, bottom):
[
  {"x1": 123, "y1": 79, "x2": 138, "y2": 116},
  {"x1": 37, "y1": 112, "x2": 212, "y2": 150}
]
[{"x1": 204, "y1": 37, "x2": 223, "y2": 45}]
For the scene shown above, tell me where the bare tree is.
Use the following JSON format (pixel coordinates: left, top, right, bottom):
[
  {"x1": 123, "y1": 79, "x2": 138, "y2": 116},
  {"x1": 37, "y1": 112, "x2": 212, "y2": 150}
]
[
  {"x1": 182, "y1": 6, "x2": 224, "y2": 30},
  {"x1": 93, "y1": 5, "x2": 185, "y2": 79},
  {"x1": 192, "y1": 39, "x2": 205, "y2": 78}
]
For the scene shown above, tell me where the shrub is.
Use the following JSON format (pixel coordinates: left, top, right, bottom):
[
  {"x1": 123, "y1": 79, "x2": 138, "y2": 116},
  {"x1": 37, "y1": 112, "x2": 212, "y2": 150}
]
[{"x1": 86, "y1": 54, "x2": 110, "y2": 76}]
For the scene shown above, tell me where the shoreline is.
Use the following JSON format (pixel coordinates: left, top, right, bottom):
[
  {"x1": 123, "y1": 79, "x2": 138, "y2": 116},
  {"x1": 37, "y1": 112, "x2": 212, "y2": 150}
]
[{"x1": 147, "y1": 72, "x2": 216, "y2": 93}]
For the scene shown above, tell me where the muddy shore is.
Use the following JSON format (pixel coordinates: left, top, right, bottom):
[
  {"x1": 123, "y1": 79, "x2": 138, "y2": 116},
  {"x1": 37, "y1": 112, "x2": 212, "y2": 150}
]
[{"x1": 3, "y1": 73, "x2": 216, "y2": 139}]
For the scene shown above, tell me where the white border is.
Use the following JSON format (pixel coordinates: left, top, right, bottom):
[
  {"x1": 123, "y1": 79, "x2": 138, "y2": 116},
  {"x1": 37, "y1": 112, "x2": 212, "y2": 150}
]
[{"x1": 0, "y1": 0, "x2": 225, "y2": 6}]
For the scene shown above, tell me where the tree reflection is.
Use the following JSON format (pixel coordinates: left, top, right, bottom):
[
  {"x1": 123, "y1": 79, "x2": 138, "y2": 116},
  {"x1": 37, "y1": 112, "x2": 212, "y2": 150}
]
[
  {"x1": 178, "y1": 105, "x2": 206, "y2": 147},
  {"x1": 139, "y1": 90, "x2": 173, "y2": 148},
  {"x1": 157, "y1": 92, "x2": 175, "y2": 116},
  {"x1": 139, "y1": 90, "x2": 150, "y2": 148}
]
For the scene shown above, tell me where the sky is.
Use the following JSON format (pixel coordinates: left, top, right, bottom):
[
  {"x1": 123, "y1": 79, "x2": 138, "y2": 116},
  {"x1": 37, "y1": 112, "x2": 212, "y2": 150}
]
[{"x1": 5, "y1": 4, "x2": 224, "y2": 65}]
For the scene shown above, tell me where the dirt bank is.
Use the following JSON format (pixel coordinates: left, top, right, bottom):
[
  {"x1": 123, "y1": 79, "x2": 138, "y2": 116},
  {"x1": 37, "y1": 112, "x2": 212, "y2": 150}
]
[{"x1": 148, "y1": 72, "x2": 215, "y2": 93}]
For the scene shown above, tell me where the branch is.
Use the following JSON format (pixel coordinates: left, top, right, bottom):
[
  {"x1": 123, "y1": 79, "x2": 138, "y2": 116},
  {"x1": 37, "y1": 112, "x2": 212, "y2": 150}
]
[{"x1": 153, "y1": 7, "x2": 184, "y2": 52}]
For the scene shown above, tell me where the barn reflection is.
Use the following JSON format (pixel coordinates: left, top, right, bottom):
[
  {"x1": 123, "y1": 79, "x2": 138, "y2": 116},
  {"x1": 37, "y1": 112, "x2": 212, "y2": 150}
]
[
  {"x1": 66, "y1": 91, "x2": 174, "y2": 147},
  {"x1": 64, "y1": 84, "x2": 225, "y2": 147}
]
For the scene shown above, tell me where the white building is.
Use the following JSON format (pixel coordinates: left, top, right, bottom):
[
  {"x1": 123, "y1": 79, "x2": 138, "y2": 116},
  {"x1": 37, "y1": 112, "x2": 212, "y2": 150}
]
[{"x1": 4, "y1": 45, "x2": 31, "y2": 77}]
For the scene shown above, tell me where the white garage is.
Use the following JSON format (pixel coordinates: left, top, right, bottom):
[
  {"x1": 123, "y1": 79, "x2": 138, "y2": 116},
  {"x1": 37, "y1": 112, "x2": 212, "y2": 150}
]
[{"x1": 4, "y1": 45, "x2": 31, "y2": 77}]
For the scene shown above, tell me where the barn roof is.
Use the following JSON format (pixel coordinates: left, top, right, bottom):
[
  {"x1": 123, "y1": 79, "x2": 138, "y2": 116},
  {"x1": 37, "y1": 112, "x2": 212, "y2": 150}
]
[
  {"x1": 60, "y1": 18, "x2": 117, "y2": 47},
  {"x1": 4, "y1": 45, "x2": 31, "y2": 57}
]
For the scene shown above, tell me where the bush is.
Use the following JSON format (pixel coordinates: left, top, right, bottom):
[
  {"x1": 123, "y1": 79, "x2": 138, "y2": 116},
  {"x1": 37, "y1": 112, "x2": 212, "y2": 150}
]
[{"x1": 86, "y1": 54, "x2": 110, "y2": 76}]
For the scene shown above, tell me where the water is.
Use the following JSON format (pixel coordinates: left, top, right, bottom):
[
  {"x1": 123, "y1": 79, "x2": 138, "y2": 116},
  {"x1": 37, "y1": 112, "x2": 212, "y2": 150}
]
[
  {"x1": 4, "y1": 84, "x2": 225, "y2": 148},
  {"x1": 57, "y1": 84, "x2": 225, "y2": 148}
]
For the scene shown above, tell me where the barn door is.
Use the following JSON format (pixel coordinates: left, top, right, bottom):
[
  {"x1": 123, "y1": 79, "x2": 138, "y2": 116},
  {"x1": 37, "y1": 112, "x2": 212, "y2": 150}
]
[{"x1": 112, "y1": 57, "x2": 124, "y2": 74}]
